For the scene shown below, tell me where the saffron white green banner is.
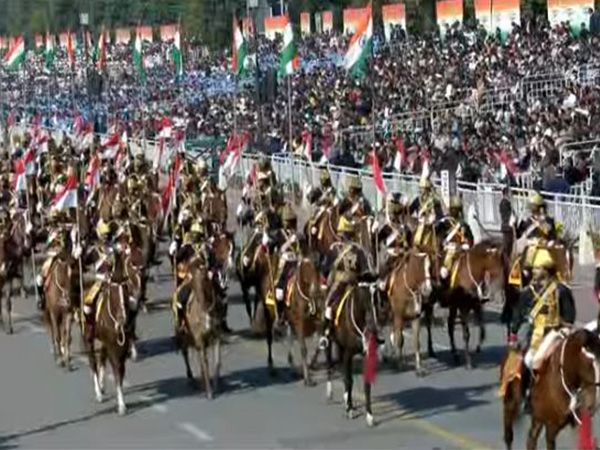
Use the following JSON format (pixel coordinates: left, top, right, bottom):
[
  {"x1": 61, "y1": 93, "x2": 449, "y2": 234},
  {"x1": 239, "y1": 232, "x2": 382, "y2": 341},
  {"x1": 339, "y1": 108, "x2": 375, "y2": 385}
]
[
  {"x1": 437, "y1": 0, "x2": 464, "y2": 32},
  {"x1": 548, "y1": 0, "x2": 593, "y2": 35},
  {"x1": 382, "y1": 3, "x2": 407, "y2": 40},
  {"x1": 344, "y1": 8, "x2": 367, "y2": 34},
  {"x1": 475, "y1": 0, "x2": 520, "y2": 38},
  {"x1": 264, "y1": 16, "x2": 287, "y2": 40}
]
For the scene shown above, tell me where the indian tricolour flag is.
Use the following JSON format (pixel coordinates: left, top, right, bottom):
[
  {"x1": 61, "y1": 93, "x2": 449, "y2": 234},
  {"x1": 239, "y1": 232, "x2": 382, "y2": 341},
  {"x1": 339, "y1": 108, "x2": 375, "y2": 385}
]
[
  {"x1": 344, "y1": 3, "x2": 373, "y2": 78},
  {"x1": 52, "y1": 173, "x2": 78, "y2": 211},
  {"x1": 133, "y1": 27, "x2": 146, "y2": 82},
  {"x1": 232, "y1": 17, "x2": 247, "y2": 77},
  {"x1": 45, "y1": 33, "x2": 55, "y2": 71},
  {"x1": 279, "y1": 15, "x2": 299, "y2": 76},
  {"x1": 172, "y1": 26, "x2": 183, "y2": 79},
  {"x1": 94, "y1": 31, "x2": 106, "y2": 71},
  {"x1": 3, "y1": 36, "x2": 25, "y2": 71}
]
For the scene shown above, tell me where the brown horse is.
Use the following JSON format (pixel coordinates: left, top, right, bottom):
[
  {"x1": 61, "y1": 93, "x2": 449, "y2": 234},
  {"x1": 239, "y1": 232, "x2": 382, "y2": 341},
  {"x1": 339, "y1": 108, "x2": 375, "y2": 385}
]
[
  {"x1": 85, "y1": 248, "x2": 133, "y2": 415},
  {"x1": 0, "y1": 213, "x2": 29, "y2": 334},
  {"x1": 176, "y1": 258, "x2": 223, "y2": 399},
  {"x1": 441, "y1": 240, "x2": 504, "y2": 368},
  {"x1": 43, "y1": 236, "x2": 78, "y2": 368},
  {"x1": 326, "y1": 282, "x2": 380, "y2": 427},
  {"x1": 203, "y1": 189, "x2": 228, "y2": 234},
  {"x1": 283, "y1": 258, "x2": 325, "y2": 386},
  {"x1": 502, "y1": 329, "x2": 600, "y2": 450},
  {"x1": 305, "y1": 205, "x2": 341, "y2": 266},
  {"x1": 386, "y1": 250, "x2": 433, "y2": 375}
]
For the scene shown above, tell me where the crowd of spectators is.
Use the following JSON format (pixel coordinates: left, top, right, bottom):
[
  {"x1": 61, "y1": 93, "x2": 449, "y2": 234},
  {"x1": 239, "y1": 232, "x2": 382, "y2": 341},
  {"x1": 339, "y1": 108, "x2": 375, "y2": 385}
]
[{"x1": 2, "y1": 15, "x2": 600, "y2": 194}]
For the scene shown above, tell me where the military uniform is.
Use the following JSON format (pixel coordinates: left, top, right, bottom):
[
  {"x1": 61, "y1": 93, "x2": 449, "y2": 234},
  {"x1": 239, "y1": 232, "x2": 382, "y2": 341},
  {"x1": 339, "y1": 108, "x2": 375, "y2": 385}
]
[
  {"x1": 440, "y1": 197, "x2": 474, "y2": 279},
  {"x1": 308, "y1": 171, "x2": 338, "y2": 238},
  {"x1": 319, "y1": 216, "x2": 372, "y2": 349},
  {"x1": 411, "y1": 178, "x2": 443, "y2": 248},
  {"x1": 508, "y1": 249, "x2": 575, "y2": 410},
  {"x1": 173, "y1": 220, "x2": 210, "y2": 329},
  {"x1": 377, "y1": 194, "x2": 412, "y2": 282},
  {"x1": 338, "y1": 176, "x2": 372, "y2": 219},
  {"x1": 274, "y1": 206, "x2": 304, "y2": 311},
  {"x1": 36, "y1": 211, "x2": 73, "y2": 310},
  {"x1": 517, "y1": 193, "x2": 557, "y2": 273}
]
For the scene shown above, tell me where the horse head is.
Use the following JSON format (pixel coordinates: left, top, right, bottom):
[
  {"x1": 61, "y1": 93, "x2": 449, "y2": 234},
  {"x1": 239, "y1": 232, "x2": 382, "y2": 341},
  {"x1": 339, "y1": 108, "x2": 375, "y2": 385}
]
[
  {"x1": 407, "y1": 250, "x2": 434, "y2": 297},
  {"x1": 470, "y1": 240, "x2": 505, "y2": 286}
]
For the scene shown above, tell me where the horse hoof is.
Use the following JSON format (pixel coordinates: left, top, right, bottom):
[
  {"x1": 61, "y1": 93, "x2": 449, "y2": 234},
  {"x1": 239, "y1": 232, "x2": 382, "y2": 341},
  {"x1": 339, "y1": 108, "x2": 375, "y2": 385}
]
[
  {"x1": 118, "y1": 405, "x2": 127, "y2": 416},
  {"x1": 475, "y1": 345, "x2": 482, "y2": 354},
  {"x1": 345, "y1": 409, "x2": 355, "y2": 420},
  {"x1": 304, "y1": 378, "x2": 316, "y2": 388},
  {"x1": 95, "y1": 393, "x2": 104, "y2": 404},
  {"x1": 7, "y1": 327, "x2": 13, "y2": 335},
  {"x1": 326, "y1": 381, "x2": 333, "y2": 401},
  {"x1": 206, "y1": 392, "x2": 214, "y2": 401},
  {"x1": 366, "y1": 413, "x2": 375, "y2": 428},
  {"x1": 416, "y1": 367, "x2": 429, "y2": 378}
]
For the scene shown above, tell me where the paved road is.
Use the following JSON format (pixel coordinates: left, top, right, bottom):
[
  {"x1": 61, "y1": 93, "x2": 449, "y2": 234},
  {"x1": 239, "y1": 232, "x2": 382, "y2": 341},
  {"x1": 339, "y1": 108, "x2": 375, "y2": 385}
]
[{"x1": 1, "y1": 200, "x2": 599, "y2": 449}]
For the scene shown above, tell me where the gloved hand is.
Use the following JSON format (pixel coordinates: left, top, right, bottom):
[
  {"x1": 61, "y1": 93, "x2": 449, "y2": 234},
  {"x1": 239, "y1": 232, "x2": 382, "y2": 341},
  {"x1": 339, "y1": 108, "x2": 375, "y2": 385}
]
[
  {"x1": 169, "y1": 241, "x2": 178, "y2": 257},
  {"x1": 72, "y1": 245, "x2": 82, "y2": 260},
  {"x1": 507, "y1": 333, "x2": 518, "y2": 349},
  {"x1": 262, "y1": 232, "x2": 270, "y2": 247}
]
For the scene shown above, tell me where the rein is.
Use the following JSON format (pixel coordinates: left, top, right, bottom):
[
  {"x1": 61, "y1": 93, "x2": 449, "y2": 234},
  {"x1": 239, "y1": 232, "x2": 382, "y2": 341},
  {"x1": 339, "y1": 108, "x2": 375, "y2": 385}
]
[
  {"x1": 105, "y1": 282, "x2": 127, "y2": 347},
  {"x1": 294, "y1": 259, "x2": 316, "y2": 315}
]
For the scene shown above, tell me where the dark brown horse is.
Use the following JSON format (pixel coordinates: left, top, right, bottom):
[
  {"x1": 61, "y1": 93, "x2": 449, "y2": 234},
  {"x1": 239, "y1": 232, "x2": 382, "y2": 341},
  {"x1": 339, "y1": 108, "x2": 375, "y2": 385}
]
[
  {"x1": 326, "y1": 282, "x2": 380, "y2": 427},
  {"x1": 203, "y1": 189, "x2": 228, "y2": 234},
  {"x1": 441, "y1": 240, "x2": 504, "y2": 368},
  {"x1": 305, "y1": 205, "x2": 341, "y2": 265},
  {"x1": 386, "y1": 250, "x2": 433, "y2": 375},
  {"x1": 283, "y1": 258, "x2": 324, "y2": 386},
  {"x1": 236, "y1": 230, "x2": 265, "y2": 325},
  {"x1": 43, "y1": 231, "x2": 78, "y2": 368},
  {"x1": 176, "y1": 258, "x2": 223, "y2": 399},
  {"x1": 502, "y1": 329, "x2": 600, "y2": 450},
  {"x1": 0, "y1": 212, "x2": 30, "y2": 334},
  {"x1": 85, "y1": 248, "x2": 133, "y2": 415}
]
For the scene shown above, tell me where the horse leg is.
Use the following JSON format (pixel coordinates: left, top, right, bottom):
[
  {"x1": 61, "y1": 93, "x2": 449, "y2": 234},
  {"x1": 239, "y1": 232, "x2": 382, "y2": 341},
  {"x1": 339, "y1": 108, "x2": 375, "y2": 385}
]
[
  {"x1": 197, "y1": 345, "x2": 212, "y2": 400},
  {"x1": 474, "y1": 301, "x2": 486, "y2": 353},
  {"x1": 343, "y1": 350, "x2": 355, "y2": 419},
  {"x1": 181, "y1": 344, "x2": 194, "y2": 381},
  {"x1": 503, "y1": 379, "x2": 521, "y2": 450},
  {"x1": 424, "y1": 302, "x2": 436, "y2": 358},
  {"x1": 391, "y1": 318, "x2": 404, "y2": 371},
  {"x1": 266, "y1": 312, "x2": 276, "y2": 377},
  {"x1": 544, "y1": 424, "x2": 559, "y2": 450},
  {"x1": 326, "y1": 341, "x2": 334, "y2": 402},
  {"x1": 364, "y1": 380, "x2": 374, "y2": 428},
  {"x1": 448, "y1": 306, "x2": 459, "y2": 364},
  {"x1": 212, "y1": 338, "x2": 221, "y2": 394},
  {"x1": 110, "y1": 352, "x2": 127, "y2": 415},
  {"x1": 286, "y1": 324, "x2": 295, "y2": 368},
  {"x1": 300, "y1": 333, "x2": 314, "y2": 387},
  {"x1": 526, "y1": 418, "x2": 543, "y2": 450},
  {"x1": 412, "y1": 318, "x2": 427, "y2": 377},
  {"x1": 49, "y1": 311, "x2": 61, "y2": 364},
  {"x1": 460, "y1": 307, "x2": 472, "y2": 370},
  {"x1": 91, "y1": 345, "x2": 104, "y2": 403},
  {"x1": 6, "y1": 280, "x2": 13, "y2": 334},
  {"x1": 64, "y1": 311, "x2": 73, "y2": 370}
]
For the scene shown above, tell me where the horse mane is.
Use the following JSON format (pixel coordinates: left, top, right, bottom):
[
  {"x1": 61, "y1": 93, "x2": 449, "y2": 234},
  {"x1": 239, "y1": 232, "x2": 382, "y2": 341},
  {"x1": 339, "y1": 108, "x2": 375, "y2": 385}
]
[{"x1": 471, "y1": 239, "x2": 504, "y2": 254}]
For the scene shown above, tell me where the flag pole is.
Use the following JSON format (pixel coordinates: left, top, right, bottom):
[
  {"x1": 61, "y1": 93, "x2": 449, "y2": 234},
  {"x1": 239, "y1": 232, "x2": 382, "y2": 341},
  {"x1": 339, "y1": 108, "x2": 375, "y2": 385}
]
[
  {"x1": 287, "y1": 74, "x2": 296, "y2": 197},
  {"x1": 74, "y1": 172, "x2": 85, "y2": 326},
  {"x1": 23, "y1": 167, "x2": 39, "y2": 306}
]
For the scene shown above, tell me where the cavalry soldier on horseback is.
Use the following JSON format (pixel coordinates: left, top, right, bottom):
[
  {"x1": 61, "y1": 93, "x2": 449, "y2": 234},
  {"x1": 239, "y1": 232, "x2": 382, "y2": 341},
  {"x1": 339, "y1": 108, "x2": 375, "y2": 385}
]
[
  {"x1": 274, "y1": 205, "x2": 305, "y2": 316},
  {"x1": 507, "y1": 248, "x2": 576, "y2": 410},
  {"x1": 517, "y1": 193, "x2": 557, "y2": 280},
  {"x1": 319, "y1": 215, "x2": 372, "y2": 349},
  {"x1": 377, "y1": 193, "x2": 412, "y2": 283},
  {"x1": 411, "y1": 177, "x2": 443, "y2": 249},
  {"x1": 440, "y1": 196, "x2": 474, "y2": 280},
  {"x1": 36, "y1": 210, "x2": 75, "y2": 310},
  {"x1": 307, "y1": 170, "x2": 338, "y2": 237},
  {"x1": 339, "y1": 176, "x2": 372, "y2": 219},
  {"x1": 173, "y1": 219, "x2": 210, "y2": 329}
]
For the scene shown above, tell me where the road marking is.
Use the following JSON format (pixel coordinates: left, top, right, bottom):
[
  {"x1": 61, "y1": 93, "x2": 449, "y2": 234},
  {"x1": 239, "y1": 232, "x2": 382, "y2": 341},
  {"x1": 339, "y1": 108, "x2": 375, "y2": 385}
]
[
  {"x1": 177, "y1": 422, "x2": 213, "y2": 442},
  {"x1": 139, "y1": 394, "x2": 168, "y2": 413}
]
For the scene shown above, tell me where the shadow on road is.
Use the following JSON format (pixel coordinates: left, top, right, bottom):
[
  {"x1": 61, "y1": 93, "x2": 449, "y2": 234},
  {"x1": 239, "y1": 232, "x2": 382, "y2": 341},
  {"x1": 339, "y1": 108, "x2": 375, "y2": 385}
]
[{"x1": 376, "y1": 382, "x2": 496, "y2": 422}]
